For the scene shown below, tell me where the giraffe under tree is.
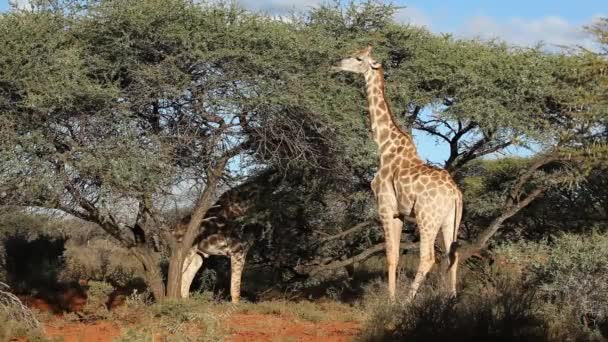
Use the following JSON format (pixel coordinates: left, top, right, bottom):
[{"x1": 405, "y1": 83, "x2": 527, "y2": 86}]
[
  {"x1": 332, "y1": 46, "x2": 463, "y2": 301},
  {"x1": 174, "y1": 170, "x2": 272, "y2": 303}
]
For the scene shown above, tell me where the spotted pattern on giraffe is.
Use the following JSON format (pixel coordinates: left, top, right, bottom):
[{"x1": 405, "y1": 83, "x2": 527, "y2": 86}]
[{"x1": 332, "y1": 45, "x2": 463, "y2": 301}]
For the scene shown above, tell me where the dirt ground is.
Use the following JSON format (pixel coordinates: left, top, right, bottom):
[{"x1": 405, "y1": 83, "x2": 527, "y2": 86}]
[
  {"x1": 18, "y1": 292, "x2": 361, "y2": 341},
  {"x1": 225, "y1": 313, "x2": 359, "y2": 342},
  {"x1": 35, "y1": 315, "x2": 359, "y2": 342},
  {"x1": 43, "y1": 322, "x2": 122, "y2": 342}
]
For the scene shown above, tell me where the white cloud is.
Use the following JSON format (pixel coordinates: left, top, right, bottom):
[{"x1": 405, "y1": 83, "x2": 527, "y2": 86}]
[
  {"x1": 393, "y1": 6, "x2": 431, "y2": 28},
  {"x1": 457, "y1": 15, "x2": 602, "y2": 51},
  {"x1": 9, "y1": 0, "x2": 32, "y2": 10},
  {"x1": 195, "y1": 2, "x2": 608, "y2": 52},
  {"x1": 236, "y1": 0, "x2": 322, "y2": 15}
]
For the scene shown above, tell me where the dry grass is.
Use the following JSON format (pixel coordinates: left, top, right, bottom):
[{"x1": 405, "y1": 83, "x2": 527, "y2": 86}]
[
  {"x1": 113, "y1": 292, "x2": 234, "y2": 341},
  {"x1": 111, "y1": 290, "x2": 364, "y2": 341},
  {"x1": 0, "y1": 312, "x2": 54, "y2": 342},
  {"x1": 237, "y1": 299, "x2": 363, "y2": 323},
  {"x1": 357, "y1": 234, "x2": 608, "y2": 342}
]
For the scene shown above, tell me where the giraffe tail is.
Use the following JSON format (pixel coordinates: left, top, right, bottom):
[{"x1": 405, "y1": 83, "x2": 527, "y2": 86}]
[{"x1": 448, "y1": 196, "x2": 463, "y2": 270}]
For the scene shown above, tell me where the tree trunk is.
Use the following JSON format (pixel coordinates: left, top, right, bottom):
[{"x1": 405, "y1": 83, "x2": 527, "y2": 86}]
[
  {"x1": 165, "y1": 246, "x2": 187, "y2": 298},
  {"x1": 163, "y1": 155, "x2": 233, "y2": 298},
  {"x1": 130, "y1": 247, "x2": 166, "y2": 301},
  {"x1": 145, "y1": 267, "x2": 167, "y2": 302}
]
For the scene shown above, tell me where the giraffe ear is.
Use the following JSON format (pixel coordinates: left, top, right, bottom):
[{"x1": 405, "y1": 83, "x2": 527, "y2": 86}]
[
  {"x1": 365, "y1": 45, "x2": 373, "y2": 55},
  {"x1": 370, "y1": 59, "x2": 381, "y2": 69}
]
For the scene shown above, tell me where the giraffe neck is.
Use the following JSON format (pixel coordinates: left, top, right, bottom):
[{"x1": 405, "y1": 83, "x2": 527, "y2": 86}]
[{"x1": 364, "y1": 67, "x2": 420, "y2": 161}]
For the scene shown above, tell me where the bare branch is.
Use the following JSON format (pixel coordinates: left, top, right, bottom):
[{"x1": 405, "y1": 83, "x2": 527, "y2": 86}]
[
  {"x1": 415, "y1": 123, "x2": 451, "y2": 143},
  {"x1": 461, "y1": 186, "x2": 548, "y2": 260},
  {"x1": 320, "y1": 220, "x2": 377, "y2": 243},
  {"x1": 459, "y1": 152, "x2": 562, "y2": 260},
  {"x1": 303, "y1": 242, "x2": 417, "y2": 276}
]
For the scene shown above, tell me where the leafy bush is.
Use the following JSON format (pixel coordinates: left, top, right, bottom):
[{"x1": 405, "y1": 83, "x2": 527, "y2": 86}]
[
  {"x1": 532, "y1": 231, "x2": 608, "y2": 336},
  {"x1": 360, "y1": 232, "x2": 608, "y2": 341},
  {"x1": 119, "y1": 295, "x2": 224, "y2": 340},
  {"x1": 59, "y1": 238, "x2": 145, "y2": 287},
  {"x1": 497, "y1": 231, "x2": 608, "y2": 338},
  {"x1": 80, "y1": 281, "x2": 115, "y2": 321},
  {"x1": 358, "y1": 276, "x2": 547, "y2": 342},
  {"x1": 0, "y1": 311, "x2": 53, "y2": 342}
]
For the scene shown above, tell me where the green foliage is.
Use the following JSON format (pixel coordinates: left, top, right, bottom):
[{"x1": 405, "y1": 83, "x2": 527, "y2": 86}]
[
  {"x1": 359, "y1": 269, "x2": 606, "y2": 342},
  {"x1": 118, "y1": 295, "x2": 225, "y2": 341},
  {"x1": 494, "y1": 232, "x2": 608, "y2": 339},
  {"x1": 80, "y1": 280, "x2": 114, "y2": 320},
  {"x1": 0, "y1": 211, "x2": 66, "y2": 289},
  {"x1": 60, "y1": 238, "x2": 144, "y2": 287},
  {"x1": 359, "y1": 276, "x2": 547, "y2": 342},
  {"x1": 461, "y1": 157, "x2": 533, "y2": 218},
  {"x1": 533, "y1": 231, "x2": 608, "y2": 331},
  {"x1": 359, "y1": 229, "x2": 608, "y2": 341},
  {"x1": 0, "y1": 311, "x2": 53, "y2": 342}
]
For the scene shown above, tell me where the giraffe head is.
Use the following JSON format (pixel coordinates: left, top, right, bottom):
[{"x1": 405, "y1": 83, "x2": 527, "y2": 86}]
[{"x1": 332, "y1": 45, "x2": 381, "y2": 74}]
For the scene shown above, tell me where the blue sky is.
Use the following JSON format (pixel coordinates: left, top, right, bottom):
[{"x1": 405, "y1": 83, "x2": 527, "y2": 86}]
[{"x1": 2, "y1": 0, "x2": 604, "y2": 164}]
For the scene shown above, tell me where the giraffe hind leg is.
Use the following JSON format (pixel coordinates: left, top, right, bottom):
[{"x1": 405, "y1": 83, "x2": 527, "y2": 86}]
[
  {"x1": 229, "y1": 252, "x2": 246, "y2": 303},
  {"x1": 407, "y1": 221, "x2": 440, "y2": 301},
  {"x1": 441, "y1": 215, "x2": 459, "y2": 297}
]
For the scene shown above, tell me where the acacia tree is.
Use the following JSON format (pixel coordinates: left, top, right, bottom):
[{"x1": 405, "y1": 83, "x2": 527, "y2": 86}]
[
  {"x1": 290, "y1": 4, "x2": 608, "y2": 275},
  {"x1": 0, "y1": 0, "x2": 350, "y2": 300}
]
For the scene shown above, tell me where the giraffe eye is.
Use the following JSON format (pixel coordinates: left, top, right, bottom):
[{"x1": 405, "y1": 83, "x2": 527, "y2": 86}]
[{"x1": 355, "y1": 57, "x2": 362, "y2": 61}]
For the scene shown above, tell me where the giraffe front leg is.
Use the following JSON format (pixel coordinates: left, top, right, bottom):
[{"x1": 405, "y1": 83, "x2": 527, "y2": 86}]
[
  {"x1": 229, "y1": 253, "x2": 246, "y2": 303},
  {"x1": 181, "y1": 248, "x2": 204, "y2": 299},
  {"x1": 380, "y1": 215, "x2": 403, "y2": 302}
]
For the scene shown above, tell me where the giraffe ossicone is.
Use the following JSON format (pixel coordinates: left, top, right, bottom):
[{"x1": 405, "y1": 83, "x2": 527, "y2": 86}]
[{"x1": 333, "y1": 45, "x2": 464, "y2": 301}]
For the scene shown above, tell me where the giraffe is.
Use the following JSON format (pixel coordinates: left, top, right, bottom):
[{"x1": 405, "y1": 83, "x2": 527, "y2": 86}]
[
  {"x1": 332, "y1": 45, "x2": 463, "y2": 301},
  {"x1": 173, "y1": 171, "x2": 272, "y2": 303},
  {"x1": 175, "y1": 219, "x2": 255, "y2": 303}
]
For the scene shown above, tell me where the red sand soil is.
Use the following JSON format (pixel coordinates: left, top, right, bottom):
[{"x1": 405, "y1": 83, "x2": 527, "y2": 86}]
[
  {"x1": 19, "y1": 290, "x2": 359, "y2": 342},
  {"x1": 44, "y1": 322, "x2": 122, "y2": 342},
  {"x1": 23, "y1": 314, "x2": 358, "y2": 342},
  {"x1": 225, "y1": 313, "x2": 360, "y2": 342}
]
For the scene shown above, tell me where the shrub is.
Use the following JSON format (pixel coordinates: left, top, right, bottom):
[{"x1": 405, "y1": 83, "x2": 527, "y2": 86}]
[
  {"x1": 80, "y1": 281, "x2": 115, "y2": 321},
  {"x1": 0, "y1": 312, "x2": 53, "y2": 342},
  {"x1": 116, "y1": 295, "x2": 225, "y2": 341},
  {"x1": 361, "y1": 232, "x2": 608, "y2": 341},
  {"x1": 532, "y1": 231, "x2": 608, "y2": 337},
  {"x1": 358, "y1": 275, "x2": 547, "y2": 342},
  {"x1": 59, "y1": 238, "x2": 145, "y2": 287}
]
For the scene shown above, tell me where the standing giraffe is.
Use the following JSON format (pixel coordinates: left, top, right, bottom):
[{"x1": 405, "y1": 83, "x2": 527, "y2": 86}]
[{"x1": 332, "y1": 45, "x2": 463, "y2": 301}]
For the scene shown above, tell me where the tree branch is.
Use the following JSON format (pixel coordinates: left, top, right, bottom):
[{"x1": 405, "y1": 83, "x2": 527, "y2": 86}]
[
  {"x1": 320, "y1": 220, "x2": 376, "y2": 243},
  {"x1": 461, "y1": 186, "x2": 548, "y2": 260},
  {"x1": 451, "y1": 140, "x2": 512, "y2": 171},
  {"x1": 303, "y1": 242, "x2": 417, "y2": 276},
  {"x1": 459, "y1": 153, "x2": 562, "y2": 260},
  {"x1": 180, "y1": 144, "x2": 245, "y2": 250}
]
